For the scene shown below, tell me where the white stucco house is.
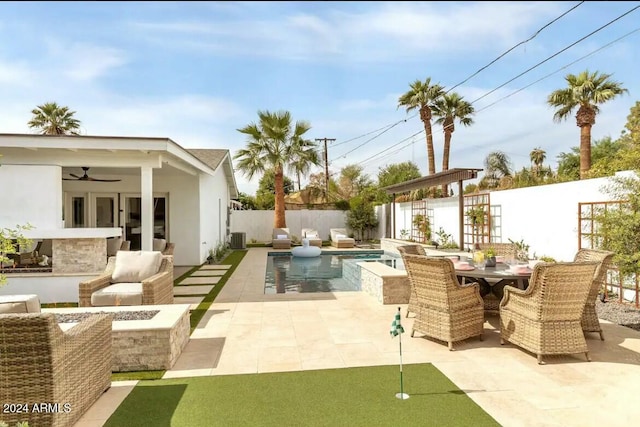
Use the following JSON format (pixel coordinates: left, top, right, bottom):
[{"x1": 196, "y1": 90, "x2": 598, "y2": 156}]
[{"x1": 0, "y1": 133, "x2": 238, "y2": 268}]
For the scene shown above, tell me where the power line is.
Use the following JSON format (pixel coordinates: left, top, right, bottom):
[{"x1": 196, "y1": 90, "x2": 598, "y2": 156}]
[
  {"x1": 475, "y1": 26, "x2": 640, "y2": 114},
  {"x1": 446, "y1": 1, "x2": 585, "y2": 94},
  {"x1": 471, "y1": 3, "x2": 640, "y2": 104},
  {"x1": 321, "y1": 1, "x2": 586, "y2": 156},
  {"x1": 335, "y1": 6, "x2": 640, "y2": 170}
]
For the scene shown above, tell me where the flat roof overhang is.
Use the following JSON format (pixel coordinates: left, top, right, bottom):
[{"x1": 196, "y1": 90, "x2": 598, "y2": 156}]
[{"x1": 381, "y1": 168, "x2": 483, "y2": 194}]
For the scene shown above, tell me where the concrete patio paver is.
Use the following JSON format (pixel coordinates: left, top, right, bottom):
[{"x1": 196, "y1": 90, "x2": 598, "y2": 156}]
[{"x1": 76, "y1": 248, "x2": 640, "y2": 427}]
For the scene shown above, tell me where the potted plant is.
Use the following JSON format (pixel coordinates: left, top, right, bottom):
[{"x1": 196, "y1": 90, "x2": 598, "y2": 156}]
[
  {"x1": 484, "y1": 246, "x2": 497, "y2": 267},
  {"x1": 206, "y1": 248, "x2": 215, "y2": 265}
]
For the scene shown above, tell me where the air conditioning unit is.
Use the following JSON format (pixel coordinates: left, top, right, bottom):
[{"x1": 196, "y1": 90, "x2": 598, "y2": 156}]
[{"x1": 230, "y1": 232, "x2": 246, "y2": 249}]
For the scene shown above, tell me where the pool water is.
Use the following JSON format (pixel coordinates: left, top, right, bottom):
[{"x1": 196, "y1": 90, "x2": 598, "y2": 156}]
[{"x1": 264, "y1": 251, "x2": 396, "y2": 294}]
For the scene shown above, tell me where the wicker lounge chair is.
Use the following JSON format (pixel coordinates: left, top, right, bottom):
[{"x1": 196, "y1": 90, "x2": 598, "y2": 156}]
[
  {"x1": 79, "y1": 251, "x2": 174, "y2": 307},
  {"x1": 272, "y1": 228, "x2": 292, "y2": 249},
  {"x1": 573, "y1": 248, "x2": 615, "y2": 340},
  {"x1": 0, "y1": 312, "x2": 113, "y2": 427},
  {"x1": 402, "y1": 254, "x2": 484, "y2": 350},
  {"x1": 330, "y1": 228, "x2": 355, "y2": 248},
  {"x1": 499, "y1": 261, "x2": 599, "y2": 364},
  {"x1": 301, "y1": 228, "x2": 323, "y2": 247},
  {"x1": 396, "y1": 245, "x2": 427, "y2": 318}
]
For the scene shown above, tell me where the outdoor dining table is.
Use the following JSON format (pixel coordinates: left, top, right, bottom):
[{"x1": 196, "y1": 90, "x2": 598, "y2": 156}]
[{"x1": 454, "y1": 262, "x2": 532, "y2": 301}]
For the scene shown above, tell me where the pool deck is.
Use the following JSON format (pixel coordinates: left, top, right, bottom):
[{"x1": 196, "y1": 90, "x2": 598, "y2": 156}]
[{"x1": 76, "y1": 247, "x2": 640, "y2": 427}]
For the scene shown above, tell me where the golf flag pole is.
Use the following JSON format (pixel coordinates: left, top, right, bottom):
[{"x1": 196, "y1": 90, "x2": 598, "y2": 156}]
[{"x1": 390, "y1": 306, "x2": 409, "y2": 400}]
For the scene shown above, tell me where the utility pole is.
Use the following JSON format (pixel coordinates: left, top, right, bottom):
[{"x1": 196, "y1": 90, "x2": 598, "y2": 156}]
[{"x1": 315, "y1": 137, "x2": 336, "y2": 197}]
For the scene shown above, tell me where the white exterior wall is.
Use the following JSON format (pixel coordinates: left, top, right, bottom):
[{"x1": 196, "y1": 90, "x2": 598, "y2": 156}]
[
  {"x1": 199, "y1": 167, "x2": 230, "y2": 261},
  {"x1": 0, "y1": 165, "x2": 62, "y2": 230},
  {"x1": 388, "y1": 172, "x2": 627, "y2": 262},
  {"x1": 157, "y1": 174, "x2": 200, "y2": 267},
  {"x1": 231, "y1": 210, "x2": 349, "y2": 243},
  {"x1": 490, "y1": 174, "x2": 618, "y2": 261}
]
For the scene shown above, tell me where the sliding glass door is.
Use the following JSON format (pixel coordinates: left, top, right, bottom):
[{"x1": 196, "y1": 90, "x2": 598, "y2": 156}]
[{"x1": 121, "y1": 194, "x2": 168, "y2": 250}]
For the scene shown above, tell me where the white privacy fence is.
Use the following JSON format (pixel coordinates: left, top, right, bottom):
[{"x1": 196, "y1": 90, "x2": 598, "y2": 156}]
[
  {"x1": 388, "y1": 171, "x2": 632, "y2": 262},
  {"x1": 230, "y1": 171, "x2": 631, "y2": 260},
  {"x1": 230, "y1": 209, "x2": 349, "y2": 242}
]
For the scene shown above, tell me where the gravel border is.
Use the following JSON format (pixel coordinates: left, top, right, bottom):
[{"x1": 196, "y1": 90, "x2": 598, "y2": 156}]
[{"x1": 596, "y1": 300, "x2": 640, "y2": 331}]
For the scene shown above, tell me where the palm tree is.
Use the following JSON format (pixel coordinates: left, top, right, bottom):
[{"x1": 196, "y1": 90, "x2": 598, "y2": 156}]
[
  {"x1": 28, "y1": 102, "x2": 81, "y2": 135},
  {"x1": 432, "y1": 92, "x2": 475, "y2": 195},
  {"x1": 234, "y1": 110, "x2": 320, "y2": 228},
  {"x1": 529, "y1": 147, "x2": 546, "y2": 176},
  {"x1": 547, "y1": 70, "x2": 627, "y2": 179},
  {"x1": 397, "y1": 78, "x2": 446, "y2": 177},
  {"x1": 480, "y1": 150, "x2": 513, "y2": 189}
]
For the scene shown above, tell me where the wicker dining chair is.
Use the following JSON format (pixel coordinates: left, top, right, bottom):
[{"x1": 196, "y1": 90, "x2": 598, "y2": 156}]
[
  {"x1": 0, "y1": 312, "x2": 113, "y2": 427},
  {"x1": 499, "y1": 261, "x2": 600, "y2": 364},
  {"x1": 475, "y1": 242, "x2": 517, "y2": 258},
  {"x1": 573, "y1": 248, "x2": 615, "y2": 340},
  {"x1": 397, "y1": 245, "x2": 427, "y2": 318},
  {"x1": 402, "y1": 254, "x2": 484, "y2": 350}
]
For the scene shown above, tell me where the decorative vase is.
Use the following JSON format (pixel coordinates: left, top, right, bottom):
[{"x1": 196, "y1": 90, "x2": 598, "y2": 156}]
[{"x1": 486, "y1": 256, "x2": 497, "y2": 267}]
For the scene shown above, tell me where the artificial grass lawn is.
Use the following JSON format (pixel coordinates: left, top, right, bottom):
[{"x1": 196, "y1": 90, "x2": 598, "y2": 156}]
[{"x1": 104, "y1": 363, "x2": 499, "y2": 427}]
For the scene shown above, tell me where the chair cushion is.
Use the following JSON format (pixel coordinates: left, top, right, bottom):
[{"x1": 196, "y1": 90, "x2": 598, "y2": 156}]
[
  {"x1": 111, "y1": 251, "x2": 163, "y2": 283},
  {"x1": 106, "y1": 237, "x2": 123, "y2": 257},
  {"x1": 91, "y1": 283, "x2": 143, "y2": 306},
  {"x1": 0, "y1": 294, "x2": 41, "y2": 314},
  {"x1": 305, "y1": 231, "x2": 319, "y2": 237},
  {"x1": 277, "y1": 235, "x2": 288, "y2": 239},
  {"x1": 153, "y1": 238, "x2": 167, "y2": 252}
]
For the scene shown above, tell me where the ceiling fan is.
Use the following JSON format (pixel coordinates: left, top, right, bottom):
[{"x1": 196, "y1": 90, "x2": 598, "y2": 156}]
[{"x1": 63, "y1": 167, "x2": 122, "y2": 182}]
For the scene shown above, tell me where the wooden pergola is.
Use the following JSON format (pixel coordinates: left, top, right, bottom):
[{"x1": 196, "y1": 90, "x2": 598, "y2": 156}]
[{"x1": 381, "y1": 168, "x2": 483, "y2": 250}]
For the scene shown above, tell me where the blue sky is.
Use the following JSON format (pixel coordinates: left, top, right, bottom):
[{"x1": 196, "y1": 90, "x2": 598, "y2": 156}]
[{"x1": 1, "y1": 1, "x2": 639, "y2": 194}]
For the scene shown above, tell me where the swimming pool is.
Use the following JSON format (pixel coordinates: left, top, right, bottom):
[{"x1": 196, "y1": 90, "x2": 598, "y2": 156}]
[{"x1": 264, "y1": 250, "x2": 398, "y2": 294}]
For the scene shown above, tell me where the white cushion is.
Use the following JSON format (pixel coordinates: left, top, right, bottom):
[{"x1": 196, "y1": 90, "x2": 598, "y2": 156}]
[
  {"x1": 0, "y1": 294, "x2": 41, "y2": 314},
  {"x1": 106, "y1": 237, "x2": 123, "y2": 257},
  {"x1": 111, "y1": 251, "x2": 163, "y2": 283},
  {"x1": 336, "y1": 234, "x2": 347, "y2": 239},
  {"x1": 153, "y1": 238, "x2": 167, "y2": 252},
  {"x1": 91, "y1": 283, "x2": 143, "y2": 306},
  {"x1": 277, "y1": 235, "x2": 288, "y2": 240},
  {"x1": 305, "y1": 231, "x2": 319, "y2": 237}
]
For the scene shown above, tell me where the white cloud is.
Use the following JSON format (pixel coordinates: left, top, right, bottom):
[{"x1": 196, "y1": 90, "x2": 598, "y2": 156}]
[
  {"x1": 45, "y1": 42, "x2": 128, "y2": 81},
  {"x1": 129, "y1": 1, "x2": 563, "y2": 62},
  {"x1": 0, "y1": 61, "x2": 36, "y2": 86}
]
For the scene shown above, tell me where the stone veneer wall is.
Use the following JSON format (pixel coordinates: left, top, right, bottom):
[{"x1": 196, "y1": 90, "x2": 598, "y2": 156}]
[
  {"x1": 112, "y1": 309, "x2": 191, "y2": 372},
  {"x1": 52, "y1": 238, "x2": 107, "y2": 274},
  {"x1": 359, "y1": 263, "x2": 410, "y2": 305}
]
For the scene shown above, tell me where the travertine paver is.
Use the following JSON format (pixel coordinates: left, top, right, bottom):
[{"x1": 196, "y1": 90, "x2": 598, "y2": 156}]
[
  {"x1": 180, "y1": 276, "x2": 221, "y2": 285},
  {"x1": 173, "y1": 285, "x2": 214, "y2": 295},
  {"x1": 77, "y1": 247, "x2": 640, "y2": 427},
  {"x1": 199, "y1": 265, "x2": 231, "y2": 270},
  {"x1": 173, "y1": 295, "x2": 205, "y2": 306},
  {"x1": 191, "y1": 270, "x2": 226, "y2": 277}
]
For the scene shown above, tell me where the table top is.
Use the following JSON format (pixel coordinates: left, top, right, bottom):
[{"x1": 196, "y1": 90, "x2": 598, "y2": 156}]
[{"x1": 454, "y1": 262, "x2": 532, "y2": 280}]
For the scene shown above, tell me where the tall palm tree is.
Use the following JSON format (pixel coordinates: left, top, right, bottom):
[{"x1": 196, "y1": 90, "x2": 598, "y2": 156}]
[
  {"x1": 432, "y1": 92, "x2": 475, "y2": 195},
  {"x1": 234, "y1": 110, "x2": 320, "y2": 228},
  {"x1": 529, "y1": 147, "x2": 546, "y2": 176},
  {"x1": 397, "y1": 78, "x2": 445, "y2": 177},
  {"x1": 547, "y1": 70, "x2": 627, "y2": 179},
  {"x1": 28, "y1": 102, "x2": 81, "y2": 135}
]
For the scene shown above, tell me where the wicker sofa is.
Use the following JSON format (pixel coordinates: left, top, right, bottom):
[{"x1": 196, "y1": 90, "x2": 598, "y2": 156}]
[
  {"x1": 499, "y1": 261, "x2": 599, "y2": 364},
  {"x1": 79, "y1": 251, "x2": 174, "y2": 307},
  {"x1": 0, "y1": 312, "x2": 113, "y2": 427}
]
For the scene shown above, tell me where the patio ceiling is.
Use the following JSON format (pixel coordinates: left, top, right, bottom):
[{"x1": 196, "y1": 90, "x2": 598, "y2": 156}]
[{"x1": 381, "y1": 168, "x2": 483, "y2": 194}]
